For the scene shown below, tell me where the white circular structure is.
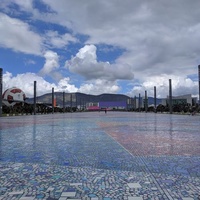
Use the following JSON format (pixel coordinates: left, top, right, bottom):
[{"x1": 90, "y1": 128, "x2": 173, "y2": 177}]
[{"x1": 2, "y1": 87, "x2": 26, "y2": 107}]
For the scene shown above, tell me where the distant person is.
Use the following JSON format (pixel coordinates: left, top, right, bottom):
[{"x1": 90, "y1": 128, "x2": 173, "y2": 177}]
[
  {"x1": 192, "y1": 111, "x2": 196, "y2": 116},
  {"x1": 105, "y1": 108, "x2": 107, "y2": 114}
]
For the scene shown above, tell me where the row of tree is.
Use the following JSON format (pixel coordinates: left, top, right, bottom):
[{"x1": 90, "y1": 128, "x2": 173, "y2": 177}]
[
  {"x1": 2, "y1": 103, "x2": 77, "y2": 115},
  {"x1": 130, "y1": 103, "x2": 200, "y2": 114},
  {"x1": 2, "y1": 102, "x2": 200, "y2": 115}
]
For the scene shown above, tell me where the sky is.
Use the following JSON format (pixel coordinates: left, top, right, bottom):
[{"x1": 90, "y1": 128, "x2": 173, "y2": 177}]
[{"x1": 0, "y1": 0, "x2": 200, "y2": 99}]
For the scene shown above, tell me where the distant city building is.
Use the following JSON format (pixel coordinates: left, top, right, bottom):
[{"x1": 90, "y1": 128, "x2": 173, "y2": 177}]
[
  {"x1": 86, "y1": 101, "x2": 127, "y2": 110},
  {"x1": 99, "y1": 101, "x2": 127, "y2": 110},
  {"x1": 86, "y1": 102, "x2": 99, "y2": 110},
  {"x1": 25, "y1": 92, "x2": 197, "y2": 110},
  {"x1": 162, "y1": 94, "x2": 197, "y2": 106}
]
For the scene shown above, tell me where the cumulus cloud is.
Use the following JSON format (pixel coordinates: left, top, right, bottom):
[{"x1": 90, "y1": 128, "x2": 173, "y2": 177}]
[
  {"x1": 57, "y1": 77, "x2": 78, "y2": 92},
  {"x1": 2, "y1": 71, "x2": 120, "y2": 97},
  {"x1": 2, "y1": 71, "x2": 78, "y2": 97},
  {"x1": 127, "y1": 74, "x2": 199, "y2": 98},
  {"x1": 39, "y1": 50, "x2": 59, "y2": 76},
  {"x1": 3, "y1": 72, "x2": 54, "y2": 97},
  {"x1": 1, "y1": 1, "x2": 200, "y2": 98},
  {"x1": 40, "y1": 1, "x2": 200, "y2": 80},
  {"x1": 0, "y1": 13, "x2": 42, "y2": 55},
  {"x1": 65, "y1": 44, "x2": 134, "y2": 81},
  {"x1": 79, "y1": 79, "x2": 120, "y2": 95}
]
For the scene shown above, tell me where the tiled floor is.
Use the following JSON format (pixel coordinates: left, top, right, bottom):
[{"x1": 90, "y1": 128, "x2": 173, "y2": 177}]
[{"x1": 0, "y1": 112, "x2": 200, "y2": 199}]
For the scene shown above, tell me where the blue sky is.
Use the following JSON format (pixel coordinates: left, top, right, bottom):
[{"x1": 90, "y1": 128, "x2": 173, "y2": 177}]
[{"x1": 0, "y1": 0, "x2": 200, "y2": 99}]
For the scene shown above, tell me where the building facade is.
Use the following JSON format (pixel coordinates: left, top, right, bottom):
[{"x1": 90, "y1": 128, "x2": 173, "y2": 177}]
[{"x1": 162, "y1": 94, "x2": 197, "y2": 106}]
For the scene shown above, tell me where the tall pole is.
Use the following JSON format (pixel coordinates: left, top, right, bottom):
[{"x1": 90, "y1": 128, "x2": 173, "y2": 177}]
[
  {"x1": 145, "y1": 90, "x2": 148, "y2": 113},
  {"x1": 169, "y1": 79, "x2": 172, "y2": 114},
  {"x1": 0, "y1": 68, "x2": 2, "y2": 117},
  {"x1": 134, "y1": 95, "x2": 137, "y2": 111},
  {"x1": 63, "y1": 92, "x2": 65, "y2": 113},
  {"x1": 52, "y1": 87, "x2": 54, "y2": 114},
  {"x1": 75, "y1": 93, "x2": 77, "y2": 110},
  {"x1": 34, "y1": 81, "x2": 37, "y2": 115},
  {"x1": 154, "y1": 86, "x2": 157, "y2": 113},
  {"x1": 70, "y1": 93, "x2": 72, "y2": 112},
  {"x1": 198, "y1": 65, "x2": 200, "y2": 104},
  {"x1": 139, "y1": 93, "x2": 141, "y2": 112}
]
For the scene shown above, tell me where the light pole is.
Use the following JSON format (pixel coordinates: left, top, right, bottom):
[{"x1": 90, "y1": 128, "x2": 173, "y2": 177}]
[
  {"x1": 139, "y1": 93, "x2": 141, "y2": 112},
  {"x1": 154, "y1": 86, "x2": 157, "y2": 113},
  {"x1": 198, "y1": 65, "x2": 200, "y2": 104},
  {"x1": 52, "y1": 87, "x2": 54, "y2": 114},
  {"x1": 34, "y1": 81, "x2": 37, "y2": 115},
  {"x1": 0, "y1": 68, "x2": 3, "y2": 117},
  {"x1": 169, "y1": 79, "x2": 172, "y2": 114},
  {"x1": 145, "y1": 90, "x2": 148, "y2": 113},
  {"x1": 63, "y1": 91, "x2": 65, "y2": 113}
]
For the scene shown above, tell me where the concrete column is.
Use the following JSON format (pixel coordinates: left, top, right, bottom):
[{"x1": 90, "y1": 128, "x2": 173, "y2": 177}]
[
  {"x1": 0, "y1": 68, "x2": 2, "y2": 117},
  {"x1": 198, "y1": 65, "x2": 200, "y2": 104},
  {"x1": 63, "y1": 92, "x2": 65, "y2": 113},
  {"x1": 145, "y1": 90, "x2": 148, "y2": 113},
  {"x1": 75, "y1": 93, "x2": 77, "y2": 109},
  {"x1": 52, "y1": 87, "x2": 54, "y2": 114},
  {"x1": 70, "y1": 93, "x2": 72, "y2": 112},
  {"x1": 169, "y1": 79, "x2": 172, "y2": 114},
  {"x1": 154, "y1": 86, "x2": 157, "y2": 113},
  {"x1": 34, "y1": 81, "x2": 36, "y2": 115},
  {"x1": 134, "y1": 95, "x2": 137, "y2": 111},
  {"x1": 139, "y1": 93, "x2": 141, "y2": 112}
]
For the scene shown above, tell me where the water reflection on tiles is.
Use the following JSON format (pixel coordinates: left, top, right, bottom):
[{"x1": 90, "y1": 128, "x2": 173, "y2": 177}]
[{"x1": 0, "y1": 112, "x2": 199, "y2": 199}]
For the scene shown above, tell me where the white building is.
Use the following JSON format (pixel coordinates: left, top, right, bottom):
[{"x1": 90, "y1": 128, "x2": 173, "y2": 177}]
[{"x1": 162, "y1": 94, "x2": 197, "y2": 106}]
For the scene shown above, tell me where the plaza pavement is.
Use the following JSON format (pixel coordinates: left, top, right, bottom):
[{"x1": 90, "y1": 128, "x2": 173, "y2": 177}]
[{"x1": 0, "y1": 112, "x2": 199, "y2": 200}]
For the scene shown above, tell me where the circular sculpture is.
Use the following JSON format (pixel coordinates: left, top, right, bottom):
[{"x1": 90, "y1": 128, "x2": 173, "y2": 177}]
[{"x1": 2, "y1": 87, "x2": 26, "y2": 107}]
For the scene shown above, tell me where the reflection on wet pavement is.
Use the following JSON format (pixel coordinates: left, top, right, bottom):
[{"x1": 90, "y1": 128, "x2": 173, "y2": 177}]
[{"x1": 0, "y1": 112, "x2": 200, "y2": 199}]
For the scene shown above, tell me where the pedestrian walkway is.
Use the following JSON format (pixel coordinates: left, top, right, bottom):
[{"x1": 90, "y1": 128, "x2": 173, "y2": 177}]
[{"x1": 0, "y1": 112, "x2": 199, "y2": 199}]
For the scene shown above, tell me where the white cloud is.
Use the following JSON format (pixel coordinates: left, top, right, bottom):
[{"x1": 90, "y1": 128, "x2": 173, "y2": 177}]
[
  {"x1": 2, "y1": 71, "x2": 120, "y2": 97},
  {"x1": 0, "y1": 0, "x2": 34, "y2": 14},
  {"x1": 2, "y1": 71, "x2": 78, "y2": 97},
  {"x1": 24, "y1": 59, "x2": 36, "y2": 65},
  {"x1": 65, "y1": 44, "x2": 134, "y2": 81},
  {"x1": 44, "y1": 30, "x2": 77, "y2": 49},
  {"x1": 79, "y1": 79, "x2": 120, "y2": 95},
  {"x1": 0, "y1": 13, "x2": 42, "y2": 55},
  {"x1": 39, "y1": 50, "x2": 59, "y2": 76},
  {"x1": 57, "y1": 77, "x2": 78, "y2": 93},
  {"x1": 127, "y1": 74, "x2": 199, "y2": 98},
  {"x1": 1, "y1": 1, "x2": 200, "y2": 98},
  {"x1": 40, "y1": 1, "x2": 200, "y2": 80},
  {"x1": 13, "y1": 0, "x2": 34, "y2": 11},
  {"x1": 3, "y1": 72, "x2": 54, "y2": 97}
]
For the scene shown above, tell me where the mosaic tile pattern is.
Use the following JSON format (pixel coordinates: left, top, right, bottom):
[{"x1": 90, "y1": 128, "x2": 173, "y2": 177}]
[
  {"x1": 1, "y1": 162, "x2": 199, "y2": 200},
  {"x1": 0, "y1": 112, "x2": 200, "y2": 199},
  {"x1": 98, "y1": 113, "x2": 200, "y2": 156}
]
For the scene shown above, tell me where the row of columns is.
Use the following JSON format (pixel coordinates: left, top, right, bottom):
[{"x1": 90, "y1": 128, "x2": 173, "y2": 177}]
[
  {"x1": 34, "y1": 81, "x2": 72, "y2": 115},
  {"x1": 0, "y1": 66, "x2": 200, "y2": 116},
  {"x1": 135, "y1": 79, "x2": 173, "y2": 114},
  {"x1": 34, "y1": 79, "x2": 172, "y2": 115}
]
